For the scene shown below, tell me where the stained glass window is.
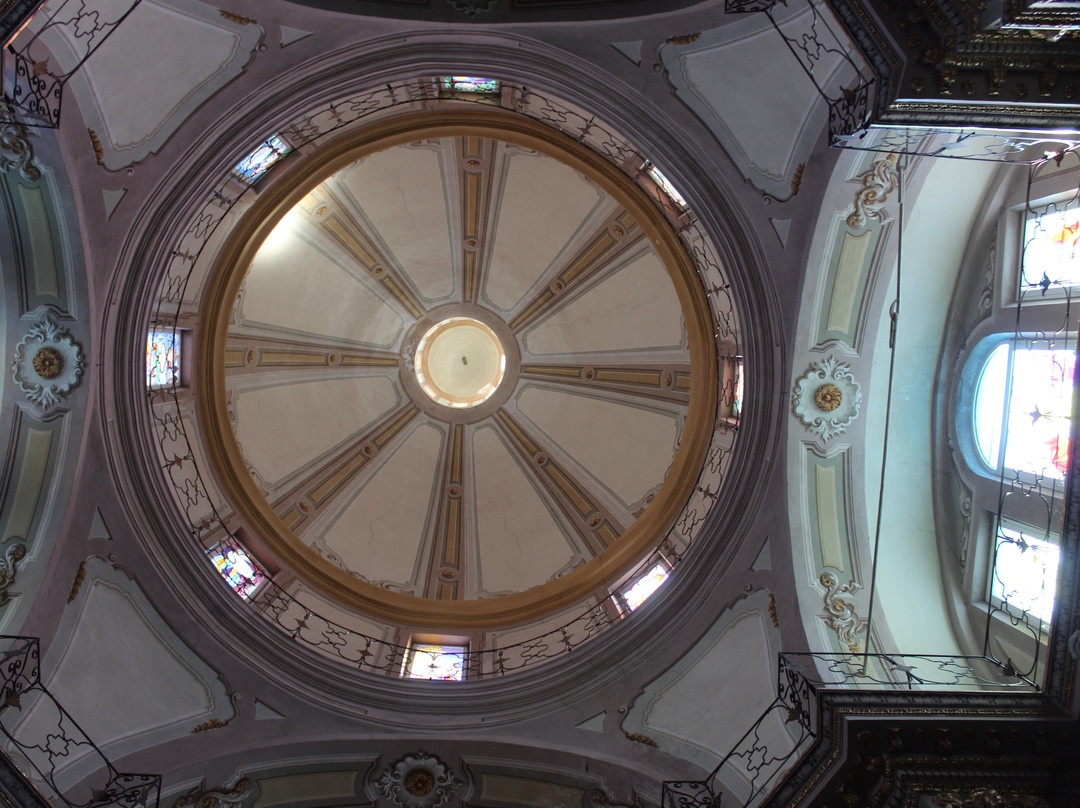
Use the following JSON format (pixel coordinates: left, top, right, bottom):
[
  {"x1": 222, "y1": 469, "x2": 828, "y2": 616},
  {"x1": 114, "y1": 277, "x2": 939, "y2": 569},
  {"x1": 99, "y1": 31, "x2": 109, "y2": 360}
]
[
  {"x1": 440, "y1": 76, "x2": 500, "y2": 95},
  {"x1": 146, "y1": 330, "x2": 180, "y2": 388},
  {"x1": 405, "y1": 644, "x2": 466, "y2": 681},
  {"x1": 992, "y1": 525, "x2": 1059, "y2": 625},
  {"x1": 974, "y1": 344, "x2": 1074, "y2": 479},
  {"x1": 234, "y1": 134, "x2": 290, "y2": 183},
  {"x1": 1022, "y1": 207, "x2": 1080, "y2": 290},
  {"x1": 207, "y1": 541, "x2": 265, "y2": 599},
  {"x1": 622, "y1": 563, "x2": 671, "y2": 611},
  {"x1": 733, "y1": 357, "x2": 745, "y2": 418},
  {"x1": 644, "y1": 163, "x2": 687, "y2": 209}
]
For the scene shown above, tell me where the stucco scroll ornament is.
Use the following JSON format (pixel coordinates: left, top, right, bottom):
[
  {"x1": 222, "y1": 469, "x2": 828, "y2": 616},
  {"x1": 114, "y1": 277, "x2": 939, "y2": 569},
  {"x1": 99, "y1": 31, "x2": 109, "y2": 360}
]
[
  {"x1": 174, "y1": 778, "x2": 252, "y2": 808},
  {"x1": 820, "y1": 572, "x2": 865, "y2": 653},
  {"x1": 377, "y1": 752, "x2": 462, "y2": 808},
  {"x1": 846, "y1": 155, "x2": 898, "y2": 230},
  {"x1": 12, "y1": 317, "x2": 85, "y2": 410},
  {"x1": 447, "y1": 0, "x2": 497, "y2": 15},
  {"x1": 0, "y1": 543, "x2": 27, "y2": 606},
  {"x1": 0, "y1": 100, "x2": 41, "y2": 183},
  {"x1": 791, "y1": 356, "x2": 861, "y2": 441}
]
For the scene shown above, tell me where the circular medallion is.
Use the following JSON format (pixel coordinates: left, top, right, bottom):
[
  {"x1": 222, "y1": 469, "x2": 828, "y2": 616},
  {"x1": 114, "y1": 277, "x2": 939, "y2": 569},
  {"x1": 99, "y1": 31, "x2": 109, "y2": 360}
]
[{"x1": 414, "y1": 317, "x2": 506, "y2": 408}]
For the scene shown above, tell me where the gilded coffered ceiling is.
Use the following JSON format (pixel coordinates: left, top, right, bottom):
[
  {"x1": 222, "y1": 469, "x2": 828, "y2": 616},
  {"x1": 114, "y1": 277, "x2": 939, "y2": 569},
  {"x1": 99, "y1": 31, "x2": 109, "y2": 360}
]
[{"x1": 199, "y1": 116, "x2": 717, "y2": 629}]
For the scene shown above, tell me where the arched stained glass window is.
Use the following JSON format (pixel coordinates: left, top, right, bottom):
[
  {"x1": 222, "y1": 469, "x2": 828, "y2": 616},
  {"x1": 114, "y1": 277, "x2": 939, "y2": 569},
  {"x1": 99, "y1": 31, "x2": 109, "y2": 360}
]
[
  {"x1": 973, "y1": 342, "x2": 1075, "y2": 479},
  {"x1": 1022, "y1": 207, "x2": 1080, "y2": 290}
]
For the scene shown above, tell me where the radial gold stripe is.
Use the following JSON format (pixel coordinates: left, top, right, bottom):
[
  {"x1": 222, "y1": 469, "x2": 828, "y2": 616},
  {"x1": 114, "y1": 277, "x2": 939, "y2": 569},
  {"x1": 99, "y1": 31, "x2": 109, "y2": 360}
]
[
  {"x1": 259, "y1": 351, "x2": 328, "y2": 366},
  {"x1": 595, "y1": 521, "x2": 620, "y2": 546},
  {"x1": 450, "y1": 425, "x2": 463, "y2": 485},
  {"x1": 465, "y1": 172, "x2": 480, "y2": 239},
  {"x1": 595, "y1": 369, "x2": 663, "y2": 386},
  {"x1": 223, "y1": 350, "x2": 244, "y2": 366},
  {"x1": 521, "y1": 365, "x2": 583, "y2": 378},
  {"x1": 617, "y1": 210, "x2": 636, "y2": 229},
  {"x1": 495, "y1": 410, "x2": 540, "y2": 455},
  {"x1": 325, "y1": 216, "x2": 377, "y2": 268},
  {"x1": 310, "y1": 452, "x2": 369, "y2": 505},
  {"x1": 675, "y1": 373, "x2": 693, "y2": 390},
  {"x1": 544, "y1": 464, "x2": 593, "y2": 518},
  {"x1": 464, "y1": 251, "x2": 476, "y2": 301},
  {"x1": 464, "y1": 136, "x2": 482, "y2": 158},
  {"x1": 374, "y1": 407, "x2": 419, "y2": 447},
  {"x1": 444, "y1": 498, "x2": 461, "y2": 565},
  {"x1": 280, "y1": 508, "x2": 303, "y2": 530},
  {"x1": 380, "y1": 277, "x2": 422, "y2": 318},
  {"x1": 509, "y1": 289, "x2": 555, "y2": 330},
  {"x1": 559, "y1": 232, "x2": 616, "y2": 283},
  {"x1": 438, "y1": 581, "x2": 456, "y2": 600},
  {"x1": 340, "y1": 355, "x2": 399, "y2": 366}
]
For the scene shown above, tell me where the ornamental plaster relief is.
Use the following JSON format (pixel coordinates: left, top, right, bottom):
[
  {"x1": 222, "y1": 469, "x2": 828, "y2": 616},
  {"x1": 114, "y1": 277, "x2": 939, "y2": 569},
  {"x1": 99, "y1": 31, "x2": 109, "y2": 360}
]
[
  {"x1": 11, "y1": 316, "x2": 84, "y2": 411},
  {"x1": 791, "y1": 356, "x2": 861, "y2": 442}
]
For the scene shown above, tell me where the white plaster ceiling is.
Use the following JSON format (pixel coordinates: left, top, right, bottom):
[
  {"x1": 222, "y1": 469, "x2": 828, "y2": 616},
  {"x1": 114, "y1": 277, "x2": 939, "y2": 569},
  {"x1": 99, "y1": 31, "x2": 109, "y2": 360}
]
[{"x1": 226, "y1": 135, "x2": 693, "y2": 603}]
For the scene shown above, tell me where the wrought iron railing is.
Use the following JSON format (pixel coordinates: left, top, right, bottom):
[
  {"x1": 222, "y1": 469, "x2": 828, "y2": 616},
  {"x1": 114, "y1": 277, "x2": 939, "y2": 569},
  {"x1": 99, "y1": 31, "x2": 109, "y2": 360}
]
[
  {"x1": 2, "y1": 0, "x2": 142, "y2": 127},
  {"x1": 145, "y1": 77, "x2": 741, "y2": 679},
  {"x1": 661, "y1": 655, "x2": 816, "y2": 808},
  {"x1": 0, "y1": 635, "x2": 160, "y2": 808}
]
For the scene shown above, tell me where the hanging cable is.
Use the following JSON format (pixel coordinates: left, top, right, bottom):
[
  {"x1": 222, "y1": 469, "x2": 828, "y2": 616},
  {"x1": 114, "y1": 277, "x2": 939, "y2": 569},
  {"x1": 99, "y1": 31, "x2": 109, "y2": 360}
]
[{"x1": 862, "y1": 157, "x2": 904, "y2": 670}]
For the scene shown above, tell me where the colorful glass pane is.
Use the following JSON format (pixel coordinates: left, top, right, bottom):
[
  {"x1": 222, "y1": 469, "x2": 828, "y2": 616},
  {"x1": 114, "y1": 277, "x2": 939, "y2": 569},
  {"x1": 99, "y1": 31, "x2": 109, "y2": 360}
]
[
  {"x1": 1022, "y1": 207, "x2": 1080, "y2": 289},
  {"x1": 405, "y1": 644, "x2": 466, "y2": 681},
  {"x1": 207, "y1": 542, "x2": 265, "y2": 599},
  {"x1": 234, "y1": 134, "x2": 290, "y2": 183},
  {"x1": 1003, "y1": 348, "x2": 1074, "y2": 479},
  {"x1": 645, "y1": 164, "x2": 687, "y2": 208},
  {"x1": 992, "y1": 526, "x2": 1059, "y2": 625},
  {"x1": 622, "y1": 563, "x2": 671, "y2": 611},
  {"x1": 440, "y1": 76, "x2": 500, "y2": 94},
  {"x1": 733, "y1": 357, "x2": 745, "y2": 417},
  {"x1": 146, "y1": 330, "x2": 180, "y2": 388}
]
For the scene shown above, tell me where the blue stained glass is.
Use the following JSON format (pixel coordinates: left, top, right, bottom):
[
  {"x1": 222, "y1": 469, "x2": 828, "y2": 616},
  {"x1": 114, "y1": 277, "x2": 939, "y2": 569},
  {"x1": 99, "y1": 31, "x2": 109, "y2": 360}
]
[
  {"x1": 208, "y1": 541, "x2": 265, "y2": 599},
  {"x1": 234, "y1": 135, "x2": 290, "y2": 183},
  {"x1": 146, "y1": 330, "x2": 180, "y2": 388},
  {"x1": 645, "y1": 164, "x2": 687, "y2": 208}
]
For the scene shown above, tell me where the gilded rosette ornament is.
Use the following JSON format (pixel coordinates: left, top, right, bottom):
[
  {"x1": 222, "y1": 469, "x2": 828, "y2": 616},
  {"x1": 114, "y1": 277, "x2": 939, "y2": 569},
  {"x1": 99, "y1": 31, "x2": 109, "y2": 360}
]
[
  {"x1": 376, "y1": 752, "x2": 463, "y2": 808},
  {"x1": 792, "y1": 356, "x2": 861, "y2": 441},
  {"x1": 12, "y1": 317, "x2": 85, "y2": 410}
]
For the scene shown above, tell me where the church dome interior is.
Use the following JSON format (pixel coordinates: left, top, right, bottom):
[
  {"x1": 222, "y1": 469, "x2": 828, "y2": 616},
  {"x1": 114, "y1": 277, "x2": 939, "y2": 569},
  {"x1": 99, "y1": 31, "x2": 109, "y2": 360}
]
[{"x1": 0, "y1": 0, "x2": 1077, "y2": 807}]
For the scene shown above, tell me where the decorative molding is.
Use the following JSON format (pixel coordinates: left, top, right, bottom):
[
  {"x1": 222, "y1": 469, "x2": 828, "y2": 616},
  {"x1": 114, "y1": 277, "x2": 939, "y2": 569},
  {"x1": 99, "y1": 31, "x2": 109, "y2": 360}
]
[
  {"x1": 792, "y1": 356, "x2": 861, "y2": 441},
  {"x1": 376, "y1": 752, "x2": 462, "y2": 808},
  {"x1": 447, "y1": 0, "x2": 496, "y2": 15},
  {"x1": 819, "y1": 571, "x2": 864, "y2": 653},
  {"x1": 11, "y1": 317, "x2": 85, "y2": 410},
  {"x1": 0, "y1": 544, "x2": 26, "y2": 605},
  {"x1": 218, "y1": 10, "x2": 255, "y2": 25},
  {"x1": 0, "y1": 102, "x2": 40, "y2": 182},
  {"x1": 190, "y1": 718, "x2": 228, "y2": 734},
  {"x1": 847, "y1": 156, "x2": 898, "y2": 230},
  {"x1": 174, "y1": 778, "x2": 251, "y2": 808},
  {"x1": 768, "y1": 593, "x2": 779, "y2": 628},
  {"x1": 932, "y1": 789, "x2": 1050, "y2": 808},
  {"x1": 67, "y1": 561, "x2": 86, "y2": 603},
  {"x1": 87, "y1": 128, "x2": 104, "y2": 166},
  {"x1": 624, "y1": 732, "x2": 658, "y2": 748}
]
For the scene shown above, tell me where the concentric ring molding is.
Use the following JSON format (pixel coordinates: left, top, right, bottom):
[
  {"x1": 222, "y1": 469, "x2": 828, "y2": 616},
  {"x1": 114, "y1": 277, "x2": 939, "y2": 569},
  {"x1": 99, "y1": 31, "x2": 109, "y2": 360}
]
[{"x1": 197, "y1": 109, "x2": 718, "y2": 629}]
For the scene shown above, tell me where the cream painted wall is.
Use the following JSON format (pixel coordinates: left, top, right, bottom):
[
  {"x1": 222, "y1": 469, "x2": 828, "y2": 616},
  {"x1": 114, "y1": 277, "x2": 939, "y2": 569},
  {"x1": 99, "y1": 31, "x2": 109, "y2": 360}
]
[{"x1": 863, "y1": 157, "x2": 999, "y2": 654}]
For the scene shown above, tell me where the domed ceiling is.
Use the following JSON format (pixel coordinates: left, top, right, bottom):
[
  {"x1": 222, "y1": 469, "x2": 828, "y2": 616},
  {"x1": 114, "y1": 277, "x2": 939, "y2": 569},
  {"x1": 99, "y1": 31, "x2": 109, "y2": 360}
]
[{"x1": 196, "y1": 114, "x2": 718, "y2": 630}]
